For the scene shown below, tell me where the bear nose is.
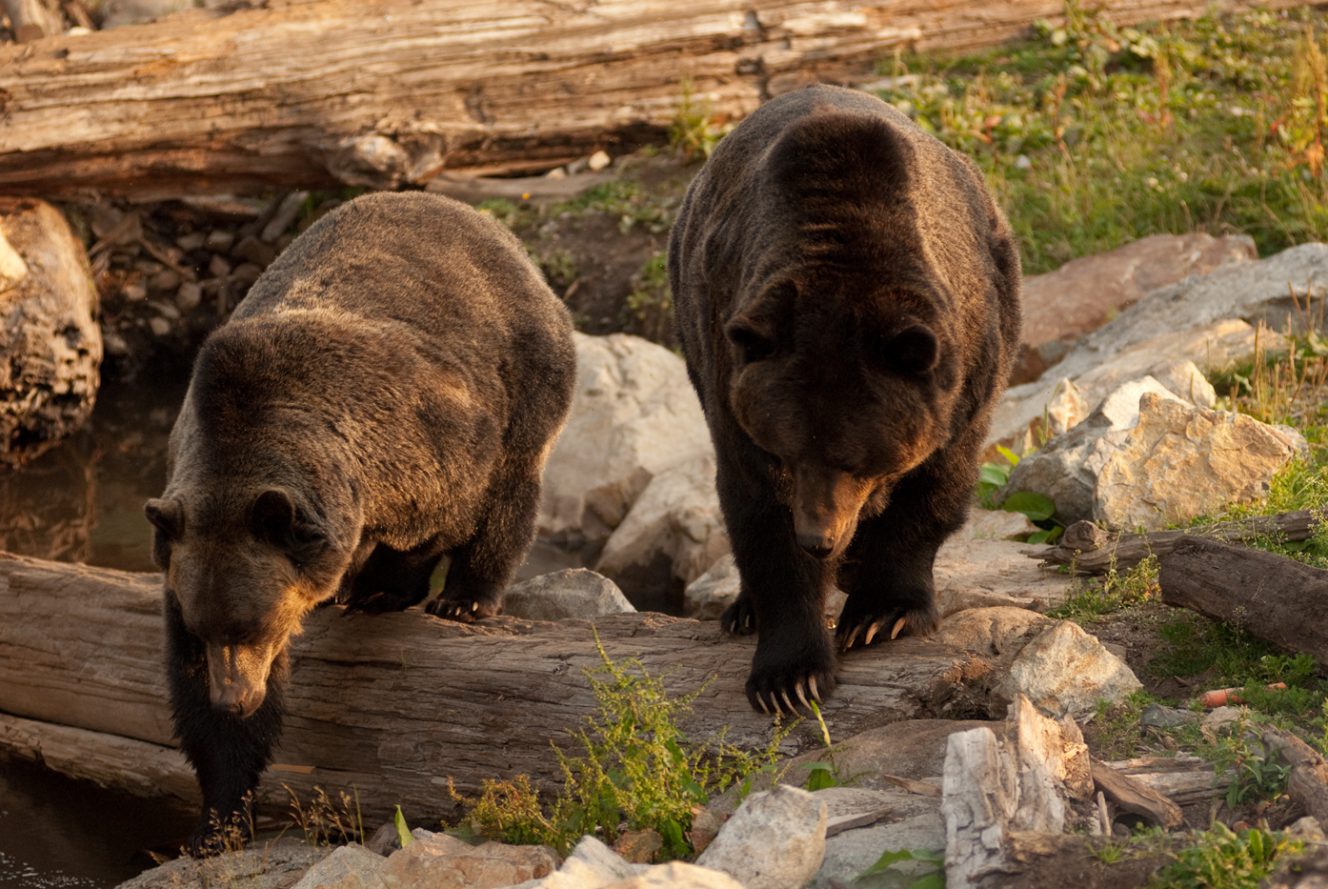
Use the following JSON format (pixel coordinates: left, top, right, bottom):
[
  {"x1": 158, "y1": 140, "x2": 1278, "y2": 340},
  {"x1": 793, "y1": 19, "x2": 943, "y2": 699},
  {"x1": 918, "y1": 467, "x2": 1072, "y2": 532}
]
[{"x1": 796, "y1": 532, "x2": 835, "y2": 560}]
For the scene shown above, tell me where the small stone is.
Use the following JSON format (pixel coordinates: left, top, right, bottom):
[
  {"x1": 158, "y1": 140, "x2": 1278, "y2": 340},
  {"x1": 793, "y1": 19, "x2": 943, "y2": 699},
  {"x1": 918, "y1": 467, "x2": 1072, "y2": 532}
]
[
  {"x1": 364, "y1": 821, "x2": 400, "y2": 856},
  {"x1": 289, "y1": 844, "x2": 388, "y2": 889},
  {"x1": 502, "y1": 568, "x2": 635, "y2": 620},
  {"x1": 148, "y1": 317, "x2": 172, "y2": 337},
  {"x1": 1147, "y1": 359, "x2": 1217, "y2": 409},
  {"x1": 232, "y1": 234, "x2": 279, "y2": 266},
  {"x1": 587, "y1": 150, "x2": 612, "y2": 172},
  {"x1": 204, "y1": 229, "x2": 235, "y2": 253},
  {"x1": 176, "y1": 281, "x2": 203, "y2": 312},
  {"x1": 1094, "y1": 375, "x2": 1183, "y2": 429},
  {"x1": 233, "y1": 262, "x2": 264, "y2": 286},
  {"x1": 122, "y1": 282, "x2": 148, "y2": 302},
  {"x1": 1043, "y1": 377, "x2": 1087, "y2": 437},
  {"x1": 0, "y1": 229, "x2": 28, "y2": 290},
  {"x1": 684, "y1": 554, "x2": 740, "y2": 620},
  {"x1": 154, "y1": 301, "x2": 181, "y2": 321},
  {"x1": 1140, "y1": 704, "x2": 1198, "y2": 730},
  {"x1": 208, "y1": 254, "x2": 232, "y2": 277},
  {"x1": 1202, "y1": 705, "x2": 1246, "y2": 733},
  {"x1": 261, "y1": 191, "x2": 310, "y2": 243},
  {"x1": 513, "y1": 835, "x2": 638, "y2": 889},
  {"x1": 148, "y1": 268, "x2": 181, "y2": 293},
  {"x1": 175, "y1": 231, "x2": 207, "y2": 252},
  {"x1": 102, "y1": 331, "x2": 130, "y2": 358},
  {"x1": 696, "y1": 785, "x2": 828, "y2": 889},
  {"x1": 613, "y1": 828, "x2": 663, "y2": 864},
  {"x1": 544, "y1": 167, "x2": 567, "y2": 180}
]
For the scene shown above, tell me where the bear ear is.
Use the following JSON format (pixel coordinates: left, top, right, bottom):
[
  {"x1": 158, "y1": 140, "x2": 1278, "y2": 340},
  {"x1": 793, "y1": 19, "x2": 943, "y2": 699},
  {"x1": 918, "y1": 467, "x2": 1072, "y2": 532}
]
[
  {"x1": 145, "y1": 498, "x2": 184, "y2": 539},
  {"x1": 250, "y1": 489, "x2": 328, "y2": 562},
  {"x1": 884, "y1": 323, "x2": 940, "y2": 376}
]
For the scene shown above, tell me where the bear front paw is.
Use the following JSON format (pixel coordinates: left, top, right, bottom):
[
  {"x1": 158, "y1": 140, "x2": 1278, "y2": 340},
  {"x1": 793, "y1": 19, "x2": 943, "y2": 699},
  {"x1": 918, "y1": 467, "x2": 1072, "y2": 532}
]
[
  {"x1": 426, "y1": 594, "x2": 501, "y2": 623},
  {"x1": 835, "y1": 602, "x2": 939, "y2": 652},
  {"x1": 746, "y1": 642, "x2": 837, "y2": 716}
]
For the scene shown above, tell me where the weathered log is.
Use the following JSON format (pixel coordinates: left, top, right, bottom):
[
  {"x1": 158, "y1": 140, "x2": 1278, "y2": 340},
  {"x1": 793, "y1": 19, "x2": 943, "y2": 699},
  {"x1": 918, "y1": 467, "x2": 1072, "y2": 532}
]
[
  {"x1": 0, "y1": 551, "x2": 1001, "y2": 828},
  {"x1": 1090, "y1": 758, "x2": 1183, "y2": 830},
  {"x1": 1158, "y1": 537, "x2": 1328, "y2": 663},
  {"x1": 1036, "y1": 510, "x2": 1319, "y2": 575},
  {"x1": 1261, "y1": 727, "x2": 1328, "y2": 827},
  {"x1": 0, "y1": 0, "x2": 1314, "y2": 198},
  {"x1": 1, "y1": 0, "x2": 62, "y2": 41}
]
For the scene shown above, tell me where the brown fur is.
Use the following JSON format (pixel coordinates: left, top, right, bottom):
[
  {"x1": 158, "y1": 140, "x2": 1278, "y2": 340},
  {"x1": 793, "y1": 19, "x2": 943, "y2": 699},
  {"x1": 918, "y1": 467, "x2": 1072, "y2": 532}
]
[
  {"x1": 146, "y1": 192, "x2": 575, "y2": 851},
  {"x1": 669, "y1": 84, "x2": 1021, "y2": 713}
]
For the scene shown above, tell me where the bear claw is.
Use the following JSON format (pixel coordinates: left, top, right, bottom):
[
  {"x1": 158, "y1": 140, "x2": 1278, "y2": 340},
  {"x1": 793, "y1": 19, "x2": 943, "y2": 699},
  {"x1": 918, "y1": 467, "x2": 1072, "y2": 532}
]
[
  {"x1": 747, "y1": 670, "x2": 833, "y2": 717},
  {"x1": 836, "y1": 605, "x2": 937, "y2": 652},
  {"x1": 720, "y1": 597, "x2": 757, "y2": 636},
  {"x1": 426, "y1": 596, "x2": 499, "y2": 623}
]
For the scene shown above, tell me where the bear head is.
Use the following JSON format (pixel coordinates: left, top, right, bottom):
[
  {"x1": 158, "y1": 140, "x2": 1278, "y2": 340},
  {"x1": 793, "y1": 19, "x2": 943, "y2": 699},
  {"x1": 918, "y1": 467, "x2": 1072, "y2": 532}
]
[{"x1": 145, "y1": 487, "x2": 352, "y2": 717}]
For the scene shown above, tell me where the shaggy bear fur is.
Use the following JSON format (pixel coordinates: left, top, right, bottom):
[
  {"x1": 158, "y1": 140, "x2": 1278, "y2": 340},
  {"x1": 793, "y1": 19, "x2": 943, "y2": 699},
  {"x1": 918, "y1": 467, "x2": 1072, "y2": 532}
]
[
  {"x1": 668, "y1": 85, "x2": 1021, "y2": 714},
  {"x1": 145, "y1": 192, "x2": 575, "y2": 851}
]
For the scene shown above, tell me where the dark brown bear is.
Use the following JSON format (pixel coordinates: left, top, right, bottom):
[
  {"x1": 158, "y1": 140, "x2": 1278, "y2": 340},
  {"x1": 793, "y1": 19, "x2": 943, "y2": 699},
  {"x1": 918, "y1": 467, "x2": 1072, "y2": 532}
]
[
  {"x1": 668, "y1": 84, "x2": 1021, "y2": 715},
  {"x1": 144, "y1": 192, "x2": 575, "y2": 851}
]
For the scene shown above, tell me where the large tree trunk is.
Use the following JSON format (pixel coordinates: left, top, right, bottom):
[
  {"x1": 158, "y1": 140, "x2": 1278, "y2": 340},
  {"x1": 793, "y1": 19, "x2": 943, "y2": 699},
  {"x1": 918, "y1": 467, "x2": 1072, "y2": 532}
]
[
  {"x1": 0, "y1": 0, "x2": 1311, "y2": 198},
  {"x1": 0, "y1": 551, "x2": 1003, "y2": 827}
]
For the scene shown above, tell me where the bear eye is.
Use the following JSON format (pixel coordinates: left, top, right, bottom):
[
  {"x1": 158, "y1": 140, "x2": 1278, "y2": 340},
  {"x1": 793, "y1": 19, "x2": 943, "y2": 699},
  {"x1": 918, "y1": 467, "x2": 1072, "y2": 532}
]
[{"x1": 726, "y1": 324, "x2": 776, "y2": 365}]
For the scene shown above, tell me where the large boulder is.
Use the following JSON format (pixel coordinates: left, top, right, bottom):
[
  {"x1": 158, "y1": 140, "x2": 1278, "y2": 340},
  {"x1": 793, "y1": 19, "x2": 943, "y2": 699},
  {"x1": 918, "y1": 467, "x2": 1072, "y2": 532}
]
[
  {"x1": 0, "y1": 198, "x2": 102, "y2": 466},
  {"x1": 595, "y1": 452, "x2": 728, "y2": 611},
  {"x1": 502, "y1": 569, "x2": 635, "y2": 620},
  {"x1": 1015, "y1": 232, "x2": 1255, "y2": 383},
  {"x1": 539, "y1": 333, "x2": 711, "y2": 546},
  {"x1": 696, "y1": 785, "x2": 828, "y2": 889},
  {"x1": 1094, "y1": 393, "x2": 1306, "y2": 530},
  {"x1": 991, "y1": 241, "x2": 1328, "y2": 446}
]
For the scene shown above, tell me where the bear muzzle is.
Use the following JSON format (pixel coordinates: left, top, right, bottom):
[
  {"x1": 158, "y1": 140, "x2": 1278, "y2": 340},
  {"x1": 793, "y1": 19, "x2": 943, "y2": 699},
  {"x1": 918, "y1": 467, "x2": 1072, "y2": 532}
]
[{"x1": 206, "y1": 641, "x2": 278, "y2": 718}]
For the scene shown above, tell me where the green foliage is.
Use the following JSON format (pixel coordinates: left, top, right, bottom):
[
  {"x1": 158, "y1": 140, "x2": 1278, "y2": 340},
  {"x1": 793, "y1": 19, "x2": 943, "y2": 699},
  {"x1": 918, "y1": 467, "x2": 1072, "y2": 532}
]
[
  {"x1": 801, "y1": 701, "x2": 843, "y2": 791},
  {"x1": 1150, "y1": 823, "x2": 1302, "y2": 889},
  {"x1": 393, "y1": 805, "x2": 413, "y2": 849},
  {"x1": 1085, "y1": 690, "x2": 1161, "y2": 761},
  {"x1": 451, "y1": 642, "x2": 786, "y2": 860},
  {"x1": 624, "y1": 251, "x2": 673, "y2": 343},
  {"x1": 555, "y1": 180, "x2": 672, "y2": 234},
  {"x1": 976, "y1": 445, "x2": 1064, "y2": 543},
  {"x1": 859, "y1": 847, "x2": 946, "y2": 888},
  {"x1": 1047, "y1": 554, "x2": 1159, "y2": 620},
  {"x1": 875, "y1": 7, "x2": 1328, "y2": 274},
  {"x1": 669, "y1": 81, "x2": 729, "y2": 160}
]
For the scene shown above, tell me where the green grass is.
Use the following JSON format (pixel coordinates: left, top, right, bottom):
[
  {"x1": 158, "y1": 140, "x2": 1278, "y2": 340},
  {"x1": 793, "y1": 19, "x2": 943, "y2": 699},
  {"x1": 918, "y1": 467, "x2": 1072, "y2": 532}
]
[
  {"x1": 1047, "y1": 554, "x2": 1160, "y2": 620},
  {"x1": 875, "y1": 6, "x2": 1328, "y2": 274},
  {"x1": 1149, "y1": 823, "x2": 1302, "y2": 889},
  {"x1": 450, "y1": 641, "x2": 785, "y2": 860}
]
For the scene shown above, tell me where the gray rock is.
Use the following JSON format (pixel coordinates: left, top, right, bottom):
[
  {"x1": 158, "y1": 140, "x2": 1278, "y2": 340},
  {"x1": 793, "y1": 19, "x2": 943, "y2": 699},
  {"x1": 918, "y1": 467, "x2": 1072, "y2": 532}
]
[
  {"x1": 290, "y1": 844, "x2": 387, "y2": 889},
  {"x1": 0, "y1": 199, "x2": 102, "y2": 466},
  {"x1": 596, "y1": 451, "x2": 729, "y2": 610},
  {"x1": 510, "y1": 836, "x2": 640, "y2": 889},
  {"x1": 601, "y1": 862, "x2": 744, "y2": 889},
  {"x1": 115, "y1": 838, "x2": 327, "y2": 889},
  {"x1": 997, "y1": 620, "x2": 1142, "y2": 718},
  {"x1": 697, "y1": 784, "x2": 828, "y2": 889},
  {"x1": 934, "y1": 538, "x2": 1073, "y2": 614},
  {"x1": 1148, "y1": 359, "x2": 1217, "y2": 409},
  {"x1": 810, "y1": 787, "x2": 943, "y2": 889},
  {"x1": 1140, "y1": 704, "x2": 1198, "y2": 730},
  {"x1": 540, "y1": 333, "x2": 711, "y2": 545},
  {"x1": 503, "y1": 568, "x2": 635, "y2": 620},
  {"x1": 1094, "y1": 376, "x2": 1184, "y2": 429},
  {"x1": 1094, "y1": 393, "x2": 1306, "y2": 530},
  {"x1": 684, "y1": 553, "x2": 740, "y2": 620},
  {"x1": 993, "y1": 317, "x2": 1282, "y2": 447},
  {"x1": 1015, "y1": 232, "x2": 1256, "y2": 383}
]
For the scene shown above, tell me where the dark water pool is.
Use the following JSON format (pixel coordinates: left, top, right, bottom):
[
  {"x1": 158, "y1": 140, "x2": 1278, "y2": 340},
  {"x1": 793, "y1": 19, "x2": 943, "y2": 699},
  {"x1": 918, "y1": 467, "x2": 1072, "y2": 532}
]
[{"x1": 0, "y1": 377, "x2": 584, "y2": 887}]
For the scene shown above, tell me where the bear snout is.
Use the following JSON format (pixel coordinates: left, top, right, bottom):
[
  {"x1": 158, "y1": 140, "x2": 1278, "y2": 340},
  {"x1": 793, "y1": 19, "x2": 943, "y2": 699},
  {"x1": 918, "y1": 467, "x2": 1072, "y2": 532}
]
[{"x1": 205, "y1": 641, "x2": 277, "y2": 719}]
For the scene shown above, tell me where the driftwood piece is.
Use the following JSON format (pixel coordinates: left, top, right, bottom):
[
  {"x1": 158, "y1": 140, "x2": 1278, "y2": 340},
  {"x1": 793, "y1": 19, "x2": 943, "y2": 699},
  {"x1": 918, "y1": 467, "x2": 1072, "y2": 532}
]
[
  {"x1": 1036, "y1": 510, "x2": 1318, "y2": 575},
  {"x1": 1090, "y1": 758, "x2": 1183, "y2": 830},
  {"x1": 1105, "y1": 754, "x2": 1219, "y2": 808},
  {"x1": 1261, "y1": 727, "x2": 1328, "y2": 826},
  {"x1": 1158, "y1": 538, "x2": 1328, "y2": 664},
  {"x1": 0, "y1": 551, "x2": 1000, "y2": 826},
  {"x1": 0, "y1": 0, "x2": 1313, "y2": 198}
]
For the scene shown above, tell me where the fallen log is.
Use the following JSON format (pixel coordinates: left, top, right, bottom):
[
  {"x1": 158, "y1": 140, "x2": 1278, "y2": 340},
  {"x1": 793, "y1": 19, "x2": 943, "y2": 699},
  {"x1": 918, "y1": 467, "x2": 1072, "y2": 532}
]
[
  {"x1": 0, "y1": 0, "x2": 1313, "y2": 198},
  {"x1": 1158, "y1": 538, "x2": 1328, "y2": 663},
  {"x1": 0, "y1": 551, "x2": 1001, "y2": 828},
  {"x1": 1090, "y1": 759, "x2": 1183, "y2": 830},
  {"x1": 1261, "y1": 726, "x2": 1328, "y2": 827},
  {"x1": 1035, "y1": 510, "x2": 1318, "y2": 575}
]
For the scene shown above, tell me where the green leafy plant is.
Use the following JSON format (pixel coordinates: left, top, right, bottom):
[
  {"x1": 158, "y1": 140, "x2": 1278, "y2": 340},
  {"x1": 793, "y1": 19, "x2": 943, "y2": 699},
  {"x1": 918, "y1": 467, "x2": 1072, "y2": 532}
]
[
  {"x1": 860, "y1": 847, "x2": 946, "y2": 888},
  {"x1": 451, "y1": 641, "x2": 786, "y2": 859},
  {"x1": 1048, "y1": 553, "x2": 1159, "y2": 620},
  {"x1": 1150, "y1": 823, "x2": 1302, "y2": 889},
  {"x1": 393, "y1": 805, "x2": 413, "y2": 848},
  {"x1": 669, "y1": 81, "x2": 728, "y2": 160},
  {"x1": 801, "y1": 701, "x2": 842, "y2": 791}
]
